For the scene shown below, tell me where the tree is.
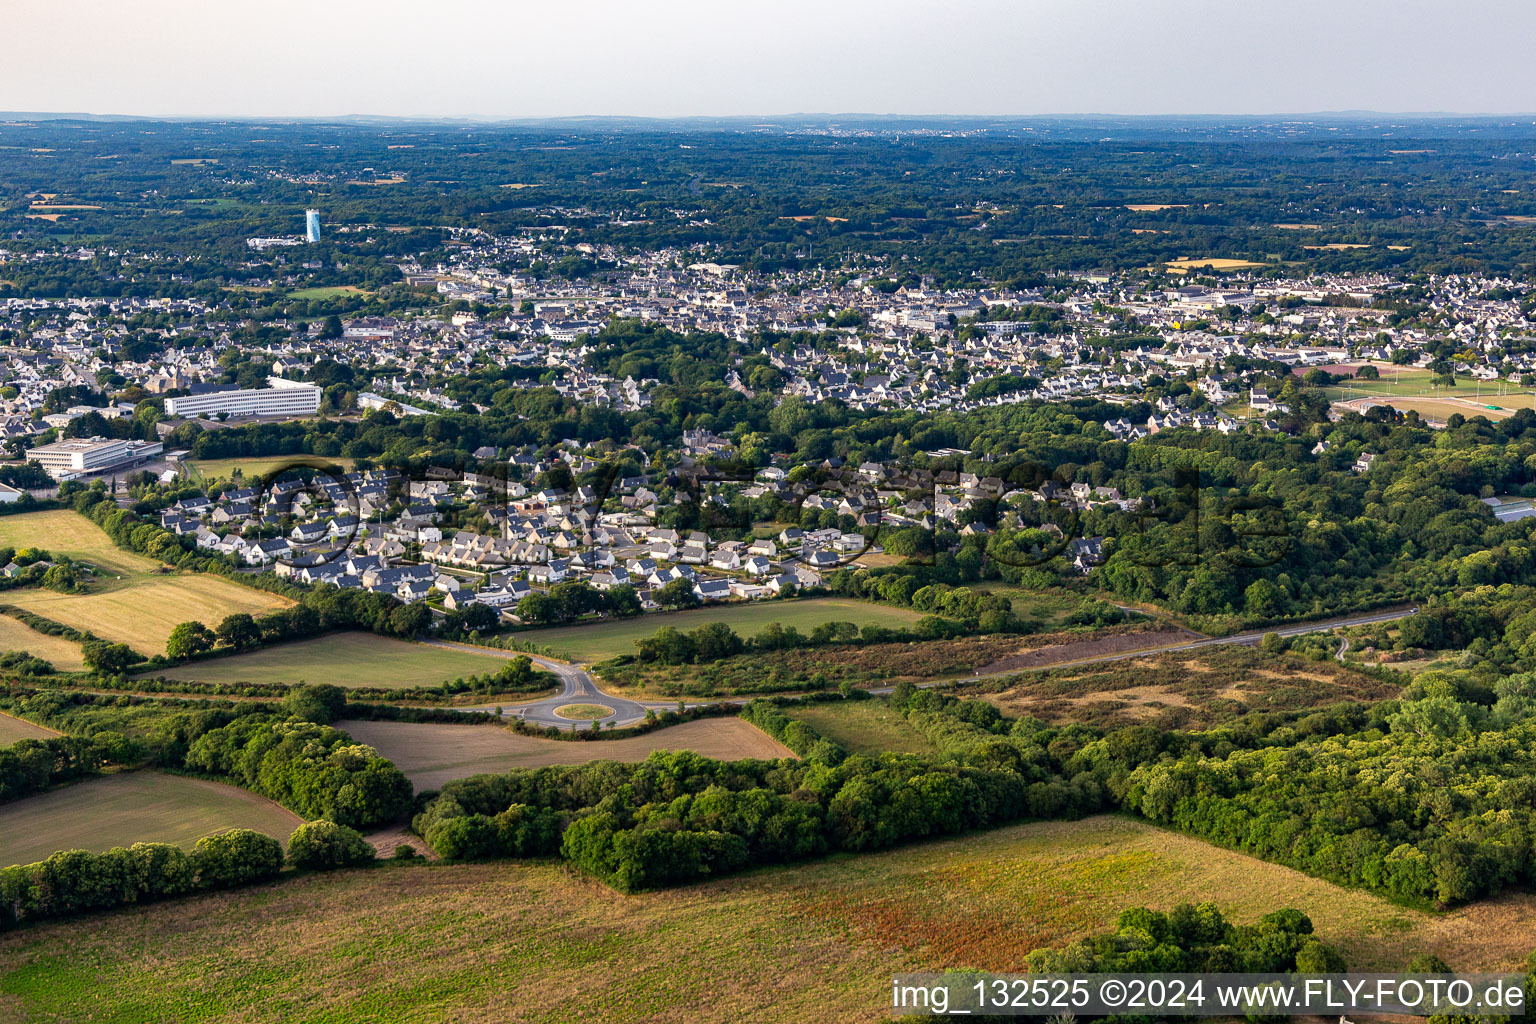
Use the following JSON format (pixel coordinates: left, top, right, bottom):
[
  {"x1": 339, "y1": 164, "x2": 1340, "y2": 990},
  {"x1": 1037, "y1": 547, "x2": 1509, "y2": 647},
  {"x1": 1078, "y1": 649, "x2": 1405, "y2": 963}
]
[
  {"x1": 215, "y1": 613, "x2": 260, "y2": 650},
  {"x1": 82, "y1": 641, "x2": 136, "y2": 675},
  {"x1": 387, "y1": 602, "x2": 431, "y2": 637},
  {"x1": 319, "y1": 314, "x2": 343, "y2": 340},
  {"x1": 281, "y1": 683, "x2": 348, "y2": 724},
  {"x1": 516, "y1": 592, "x2": 561, "y2": 626},
  {"x1": 655, "y1": 578, "x2": 700, "y2": 610},
  {"x1": 193, "y1": 829, "x2": 284, "y2": 889},
  {"x1": 287, "y1": 820, "x2": 376, "y2": 870},
  {"x1": 605, "y1": 584, "x2": 643, "y2": 618},
  {"x1": 165, "y1": 620, "x2": 215, "y2": 660}
]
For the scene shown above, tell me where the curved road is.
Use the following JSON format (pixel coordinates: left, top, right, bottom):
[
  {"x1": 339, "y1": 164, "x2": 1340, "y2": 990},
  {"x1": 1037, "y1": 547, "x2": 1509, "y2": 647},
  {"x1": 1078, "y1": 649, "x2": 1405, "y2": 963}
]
[
  {"x1": 424, "y1": 606, "x2": 1417, "y2": 721},
  {"x1": 421, "y1": 640, "x2": 673, "y2": 727}
]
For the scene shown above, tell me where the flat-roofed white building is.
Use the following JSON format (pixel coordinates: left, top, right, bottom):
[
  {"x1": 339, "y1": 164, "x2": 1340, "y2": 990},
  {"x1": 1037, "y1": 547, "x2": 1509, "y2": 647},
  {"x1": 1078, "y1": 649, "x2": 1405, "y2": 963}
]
[
  {"x1": 165, "y1": 377, "x2": 322, "y2": 419},
  {"x1": 28, "y1": 437, "x2": 164, "y2": 479}
]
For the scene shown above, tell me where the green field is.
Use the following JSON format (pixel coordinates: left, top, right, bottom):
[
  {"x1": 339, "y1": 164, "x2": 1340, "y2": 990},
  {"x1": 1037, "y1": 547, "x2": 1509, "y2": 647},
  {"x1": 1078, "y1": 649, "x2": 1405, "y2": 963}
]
[
  {"x1": 0, "y1": 510, "x2": 161, "y2": 577},
  {"x1": 286, "y1": 286, "x2": 368, "y2": 300},
  {"x1": 784, "y1": 700, "x2": 937, "y2": 756},
  {"x1": 518, "y1": 598, "x2": 922, "y2": 662},
  {"x1": 0, "y1": 815, "x2": 1523, "y2": 1023},
  {"x1": 0, "y1": 772, "x2": 302, "y2": 868},
  {"x1": 0, "y1": 712, "x2": 56, "y2": 745},
  {"x1": 186, "y1": 456, "x2": 355, "y2": 483},
  {"x1": 145, "y1": 632, "x2": 521, "y2": 689}
]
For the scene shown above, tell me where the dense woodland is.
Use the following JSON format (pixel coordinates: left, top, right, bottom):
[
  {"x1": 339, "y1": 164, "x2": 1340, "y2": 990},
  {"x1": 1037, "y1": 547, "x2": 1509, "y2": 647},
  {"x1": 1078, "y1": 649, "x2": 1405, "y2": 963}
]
[{"x1": 10, "y1": 118, "x2": 1536, "y2": 294}]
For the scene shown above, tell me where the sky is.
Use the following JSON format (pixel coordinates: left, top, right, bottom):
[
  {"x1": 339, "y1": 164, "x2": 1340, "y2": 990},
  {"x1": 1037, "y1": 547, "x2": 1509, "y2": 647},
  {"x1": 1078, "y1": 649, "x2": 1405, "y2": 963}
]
[{"x1": 8, "y1": 0, "x2": 1536, "y2": 119}]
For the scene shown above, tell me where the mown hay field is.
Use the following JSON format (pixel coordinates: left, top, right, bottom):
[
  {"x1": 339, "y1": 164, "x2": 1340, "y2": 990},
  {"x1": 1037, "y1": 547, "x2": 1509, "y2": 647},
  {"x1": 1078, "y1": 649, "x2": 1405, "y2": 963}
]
[
  {"x1": 0, "y1": 772, "x2": 302, "y2": 868},
  {"x1": 335, "y1": 717, "x2": 795, "y2": 790},
  {"x1": 4, "y1": 574, "x2": 291, "y2": 653},
  {"x1": 1, "y1": 815, "x2": 1527, "y2": 1024},
  {"x1": 0, "y1": 510, "x2": 160, "y2": 577},
  {"x1": 0, "y1": 615, "x2": 86, "y2": 671},
  {"x1": 0, "y1": 712, "x2": 56, "y2": 745}
]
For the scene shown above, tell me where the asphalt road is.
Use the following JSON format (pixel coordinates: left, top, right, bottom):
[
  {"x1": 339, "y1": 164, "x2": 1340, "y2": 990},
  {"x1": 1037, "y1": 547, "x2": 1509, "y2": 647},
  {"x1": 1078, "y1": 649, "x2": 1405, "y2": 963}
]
[
  {"x1": 426, "y1": 605, "x2": 1418, "y2": 723},
  {"x1": 422, "y1": 639, "x2": 671, "y2": 727}
]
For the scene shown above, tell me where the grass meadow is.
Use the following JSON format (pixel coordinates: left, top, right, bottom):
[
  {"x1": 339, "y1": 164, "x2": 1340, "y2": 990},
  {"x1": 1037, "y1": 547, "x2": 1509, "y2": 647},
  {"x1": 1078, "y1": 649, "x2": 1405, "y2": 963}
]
[
  {"x1": 783, "y1": 701, "x2": 938, "y2": 756},
  {"x1": 145, "y1": 632, "x2": 518, "y2": 689},
  {"x1": 186, "y1": 456, "x2": 356, "y2": 483},
  {"x1": 514, "y1": 598, "x2": 922, "y2": 662},
  {"x1": 0, "y1": 772, "x2": 302, "y2": 868},
  {"x1": 1, "y1": 815, "x2": 1526, "y2": 1023}
]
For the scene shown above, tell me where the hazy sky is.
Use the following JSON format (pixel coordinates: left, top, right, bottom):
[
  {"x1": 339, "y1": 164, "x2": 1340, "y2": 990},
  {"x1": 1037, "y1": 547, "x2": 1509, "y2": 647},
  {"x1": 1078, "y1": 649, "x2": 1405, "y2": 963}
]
[{"x1": 8, "y1": 0, "x2": 1536, "y2": 118}]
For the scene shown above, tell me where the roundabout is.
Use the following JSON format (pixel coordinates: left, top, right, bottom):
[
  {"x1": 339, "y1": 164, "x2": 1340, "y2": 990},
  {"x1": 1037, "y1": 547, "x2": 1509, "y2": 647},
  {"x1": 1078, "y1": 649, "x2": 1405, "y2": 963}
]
[{"x1": 553, "y1": 703, "x2": 616, "y2": 720}]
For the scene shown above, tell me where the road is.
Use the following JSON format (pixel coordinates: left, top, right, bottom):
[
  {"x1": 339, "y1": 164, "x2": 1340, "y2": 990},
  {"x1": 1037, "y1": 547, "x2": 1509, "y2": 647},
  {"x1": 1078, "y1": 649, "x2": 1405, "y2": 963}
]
[
  {"x1": 421, "y1": 639, "x2": 673, "y2": 727},
  {"x1": 425, "y1": 606, "x2": 1416, "y2": 722}
]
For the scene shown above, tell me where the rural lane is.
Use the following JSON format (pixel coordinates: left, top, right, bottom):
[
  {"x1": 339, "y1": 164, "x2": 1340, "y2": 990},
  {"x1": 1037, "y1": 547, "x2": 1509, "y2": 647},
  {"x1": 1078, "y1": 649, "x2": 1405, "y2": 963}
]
[{"x1": 421, "y1": 606, "x2": 1416, "y2": 726}]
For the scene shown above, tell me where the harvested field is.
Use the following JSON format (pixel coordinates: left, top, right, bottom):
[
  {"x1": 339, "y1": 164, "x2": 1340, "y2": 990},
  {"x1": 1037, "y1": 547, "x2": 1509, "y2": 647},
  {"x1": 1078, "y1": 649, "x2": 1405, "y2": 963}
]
[
  {"x1": 5, "y1": 574, "x2": 291, "y2": 653},
  {"x1": 0, "y1": 614, "x2": 86, "y2": 671},
  {"x1": 0, "y1": 712, "x2": 57, "y2": 744},
  {"x1": 0, "y1": 815, "x2": 1526, "y2": 1024},
  {"x1": 0, "y1": 509, "x2": 160, "y2": 576},
  {"x1": 0, "y1": 772, "x2": 302, "y2": 868},
  {"x1": 334, "y1": 717, "x2": 796, "y2": 789}
]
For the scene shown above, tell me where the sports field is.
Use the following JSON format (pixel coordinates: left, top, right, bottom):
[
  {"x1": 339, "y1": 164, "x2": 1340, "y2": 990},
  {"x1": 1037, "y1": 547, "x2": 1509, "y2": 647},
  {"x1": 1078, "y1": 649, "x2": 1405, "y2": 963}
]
[
  {"x1": 5, "y1": 574, "x2": 291, "y2": 653},
  {"x1": 335, "y1": 717, "x2": 795, "y2": 789},
  {"x1": 0, "y1": 712, "x2": 57, "y2": 745},
  {"x1": 515, "y1": 598, "x2": 922, "y2": 662},
  {"x1": 0, "y1": 614, "x2": 86, "y2": 671},
  {"x1": 145, "y1": 632, "x2": 518, "y2": 689},
  {"x1": 0, "y1": 772, "x2": 302, "y2": 868},
  {"x1": 0, "y1": 815, "x2": 1526, "y2": 1023},
  {"x1": 0, "y1": 510, "x2": 161, "y2": 577}
]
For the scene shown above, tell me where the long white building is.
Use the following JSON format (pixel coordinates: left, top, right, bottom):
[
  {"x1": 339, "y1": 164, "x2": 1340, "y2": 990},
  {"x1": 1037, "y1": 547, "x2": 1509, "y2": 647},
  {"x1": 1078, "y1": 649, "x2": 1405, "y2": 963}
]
[
  {"x1": 164, "y1": 378, "x2": 322, "y2": 419},
  {"x1": 29, "y1": 437, "x2": 164, "y2": 479}
]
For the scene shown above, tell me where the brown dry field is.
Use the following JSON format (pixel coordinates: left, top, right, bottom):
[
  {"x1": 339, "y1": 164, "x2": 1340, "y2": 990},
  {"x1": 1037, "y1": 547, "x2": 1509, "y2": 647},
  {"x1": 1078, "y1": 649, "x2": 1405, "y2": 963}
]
[
  {"x1": 3, "y1": 815, "x2": 1533, "y2": 1023},
  {"x1": 335, "y1": 717, "x2": 796, "y2": 789},
  {"x1": 0, "y1": 615, "x2": 86, "y2": 672},
  {"x1": 966, "y1": 646, "x2": 1400, "y2": 729},
  {"x1": 974, "y1": 627, "x2": 1200, "y2": 675},
  {"x1": 0, "y1": 712, "x2": 57, "y2": 744}
]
